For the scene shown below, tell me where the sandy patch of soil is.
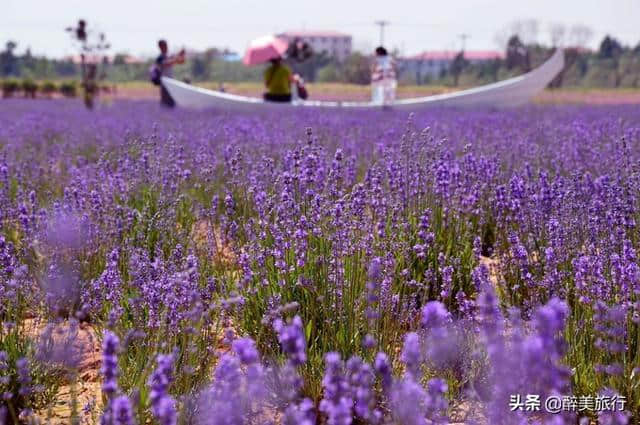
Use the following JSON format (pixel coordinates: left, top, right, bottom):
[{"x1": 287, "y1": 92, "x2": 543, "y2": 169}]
[
  {"x1": 479, "y1": 255, "x2": 501, "y2": 287},
  {"x1": 190, "y1": 219, "x2": 236, "y2": 265},
  {"x1": 22, "y1": 320, "x2": 103, "y2": 423}
]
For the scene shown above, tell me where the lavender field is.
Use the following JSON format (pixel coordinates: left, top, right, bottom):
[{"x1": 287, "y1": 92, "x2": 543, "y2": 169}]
[{"x1": 1, "y1": 99, "x2": 639, "y2": 425}]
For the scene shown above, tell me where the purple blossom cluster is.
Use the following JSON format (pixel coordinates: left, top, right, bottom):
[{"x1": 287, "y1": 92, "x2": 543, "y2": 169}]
[
  {"x1": 148, "y1": 354, "x2": 177, "y2": 425},
  {"x1": 1, "y1": 99, "x2": 639, "y2": 423}
]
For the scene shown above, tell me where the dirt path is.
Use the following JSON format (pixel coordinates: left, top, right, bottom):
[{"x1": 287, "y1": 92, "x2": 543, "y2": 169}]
[{"x1": 21, "y1": 319, "x2": 103, "y2": 423}]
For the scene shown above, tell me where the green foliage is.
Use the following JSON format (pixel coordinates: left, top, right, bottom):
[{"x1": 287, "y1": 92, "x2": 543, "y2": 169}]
[
  {"x1": 59, "y1": 81, "x2": 77, "y2": 98},
  {"x1": 599, "y1": 35, "x2": 624, "y2": 59},
  {"x1": 21, "y1": 78, "x2": 38, "y2": 98},
  {"x1": 0, "y1": 324, "x2": 62, "y2": 422},
  {"x1": 316, "y1": 64, "x2": 343, "y2": 83},
  {"x1": 3, "y1": 34, "x2": 640, "y2": 89},
  {"x1": 41, "y1": 81, "x2": 57, "y2": 97},
  {"x1": 450, "y1": 52, "x2": 469, "y2": 86},
  {"x1": 0, "y1": 41, "x2": 19, "y2": 76},
  {"x1": 289, "y1": 51, "x2": 333, "y2": 82},
  {"x1": 1, "y1": 79, "x2": 19, "y2": 97},
  {"x1": 342, "y1": 52, "x2": 371, "y2": 85}
]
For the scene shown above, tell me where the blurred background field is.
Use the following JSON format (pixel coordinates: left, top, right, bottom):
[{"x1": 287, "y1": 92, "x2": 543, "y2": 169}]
[
  {"x1": 4, "y1": 78, "x2": 640, "y2": 104},
  {"x1": 111, "y1": 82, "x2": 640, "y2": 104},
  {"x1": 2, "y1": 29, "x2": 640, "y2": 105}
]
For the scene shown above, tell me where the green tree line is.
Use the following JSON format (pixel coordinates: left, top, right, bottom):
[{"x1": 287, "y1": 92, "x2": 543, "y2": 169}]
[{"x1": 1, "y1": 34, "x2": 639, "y2": 88}]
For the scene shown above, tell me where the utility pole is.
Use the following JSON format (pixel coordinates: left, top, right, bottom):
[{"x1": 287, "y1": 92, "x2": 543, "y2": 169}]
[
  {"x1": 458, "y1": 33, "x2": 470, "y2": 51},
  {"x1": 375, "y1": 20, "x2": 390, "y2": 46}
]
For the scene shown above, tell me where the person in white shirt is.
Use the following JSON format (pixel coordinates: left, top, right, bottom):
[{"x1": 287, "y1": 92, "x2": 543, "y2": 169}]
[{"x1": 371, "y1": 46, "x2": 397, "y2": 106}]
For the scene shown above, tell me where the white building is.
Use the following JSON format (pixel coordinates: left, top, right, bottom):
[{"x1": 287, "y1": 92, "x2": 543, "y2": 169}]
[{"x1": 277, "y1": 30, "x2": 352, "y2": 62}]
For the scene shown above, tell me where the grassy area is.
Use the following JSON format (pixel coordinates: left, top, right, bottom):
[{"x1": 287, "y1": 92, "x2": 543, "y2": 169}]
[
  {"x1": 6, "y1": 78, "x2": 640, "y2": 104},
  {"x1": 108, "y1": 80, "x2": 461, "y2": 101},
  {"x1": 110, "y1": 80, "x2": 640, "y2": 103}
]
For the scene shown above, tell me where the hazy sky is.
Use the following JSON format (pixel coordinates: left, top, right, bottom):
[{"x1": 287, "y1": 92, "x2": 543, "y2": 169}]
[{"x1": 3, "y1": 0, "x2": 639, "y2": 58}]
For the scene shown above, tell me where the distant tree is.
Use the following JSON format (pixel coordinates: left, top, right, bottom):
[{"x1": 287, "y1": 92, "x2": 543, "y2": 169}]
[
  {"x1": 342, "y1": 52, "x2": 371, "y2": 85},
  {"x1": 0, "y1": 41, "x2": 19, "y2": 76},
  {"x1": 21, "y1": 78, "x2": 38, "y2": 98},
  {"x1": 22, "y1": 48, "x2": 35, "y2": 72},
  {"x1": 496, "y1": 19, "x2": 539, "y2": 49},
  {"x1": 54, "y1": 59, "x2": 78, "y2": 77},
  {"x1": 286, "y1": 44, "x2": 332, "y2": 83},
  {"x1": 598, "y1": 35, "x2": 623, "y2": 59},
  {"x1": 493, "y1": 29, "x2": 511, "y2": 52},
  {"x1": 596, "y1": 35, "x2": 628, "y2": 87},
  {"x1": 548, "y1": 23, "x2": 566, "y2": 47},
  {"x1": 316, "y1": 63, "x2": 342, "y2": 82},
  {"x1": 568, "y1": 24, "x2": 594, "y2": 48},
  {"x1": 65, "y1": 19, "x2": 111, "y2": 109},
  {"x1": 450, "y1": 51, "x2": 469, "y2": 86},
  {"x1": 476, "y1": 58, "x2": 501, "y2": 83},
  {"x1": 113, "y1": 53, "x2": 127, "y2": 65},
  {"x1": 190, "y1": 55, "x2": 211, "y2": 80},
  {"x1": 1, "y1": 79, "x2": 19, "y2": 97},
  {"x1": 505, "y1": 35, "x2": 531, "y2": 72},
  {"x1": 512, "y1": 19, "x2": 539, "y2": 45},
  {"x1": 414, "y1": 58, "x2": 425, "y2": 85},
  {"x1": 549, "y1": 47, "x2": 585, "y2": 88},
  {"x1": 41, "y1": 81, "x2": 57, "y2": 98}
]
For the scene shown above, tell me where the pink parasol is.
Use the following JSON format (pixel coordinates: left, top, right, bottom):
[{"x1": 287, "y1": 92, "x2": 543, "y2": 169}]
[{"x1": 242, "y1": 35, "x2": 289, "y2": 65}]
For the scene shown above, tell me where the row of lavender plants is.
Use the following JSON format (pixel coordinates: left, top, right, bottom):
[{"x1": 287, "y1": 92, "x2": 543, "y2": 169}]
[{"x1": 0, "y1": 99, "x2": 639, "y2": 424}]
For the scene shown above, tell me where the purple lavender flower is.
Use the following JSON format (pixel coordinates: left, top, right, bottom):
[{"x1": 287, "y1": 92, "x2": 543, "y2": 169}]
[
  {"x1": 111, "y1": 395, "x2": 135, "y2": 425},
  {"x1": 362, "y1": 334, "x2": 376, "y2": 349},
  {"x1": 373, "y1": 352, "x2": 392, "y2": 391},
  {"x1": 319, "y1": 352, "x2": 353, "y2": 425},
  {"x1": 389, "y1": 377, "x2": 427, "y2": 425},
  {"x1": 283, "y1": 398, "x2": 316, "y2": 425},
  {"x1": 400, "y1": 332, "x2": 422, "y2": 379},
  {"x1": 101, "y1": 331, "x2": 120, "y2": 398},
  {"x1": 347, "y1": 356, "x2": 379, "y2": 423},
  {"x1": 420, "y1": 301, "x2": 450, "y2": 329},
  {"x1": 16, "y1": 357, "x2": 31, "y2": 397},
  {"x1": 597, "y1": 389, "x2": 630, "y2": 425},
  {"x1": 148, "y1": 353, "x2": 177, "y2": 425},
  {"x1": 273, "y1": 315, "x2": 307, "y2": 366},
  {"x1": 231, "y1": 337, "x2": 259, "y2": 365},
  {"x1": 36, "y1": 321, "x2": 82, "y2": 371},
  {"x1": 152, "y1": 396, "x2": 177, "y2": 425}
]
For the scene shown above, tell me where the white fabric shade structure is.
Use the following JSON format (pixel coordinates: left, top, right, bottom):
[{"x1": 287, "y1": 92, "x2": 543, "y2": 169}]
[{"x1": 162, "y1": 49, "x2": 565, "y2": 111}]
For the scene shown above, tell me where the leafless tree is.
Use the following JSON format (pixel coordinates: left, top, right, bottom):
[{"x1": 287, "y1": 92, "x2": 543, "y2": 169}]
[
  {"x1": 568, "y1": 24, "x2": 594, "y2": 48},
  {"x1": 548, "y1": 22, "x2": 566, "y2": 47},
  {"x1": 493, "y1": 28, "x2": 511, "y2": 51},
  {"x1": 494, "y1": 19, "x2": 540, "y2": 50},
  {"x1": 511, "y1": 19, "x2": 539, "y2": 45},
  {"x1": 65, "y1": 19, "x2": 110, "y2": 109}
]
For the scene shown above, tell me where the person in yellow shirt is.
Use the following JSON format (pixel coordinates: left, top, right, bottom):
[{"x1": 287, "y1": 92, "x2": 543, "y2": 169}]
[{"x1": 263, "y1": 56, "x2": 292, "y2": 102}]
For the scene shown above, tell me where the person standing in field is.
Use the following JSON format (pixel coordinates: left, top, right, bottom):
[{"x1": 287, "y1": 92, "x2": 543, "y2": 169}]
[
  {"x1": 263, "y1": 56, "x2": 292, "y2": 102},
  {"x1": 371, "y1": 46, "x2": 397, "y2": 106},
  {"x1": 154, "y1": 39, "x2": 185, "y2": 107}
]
